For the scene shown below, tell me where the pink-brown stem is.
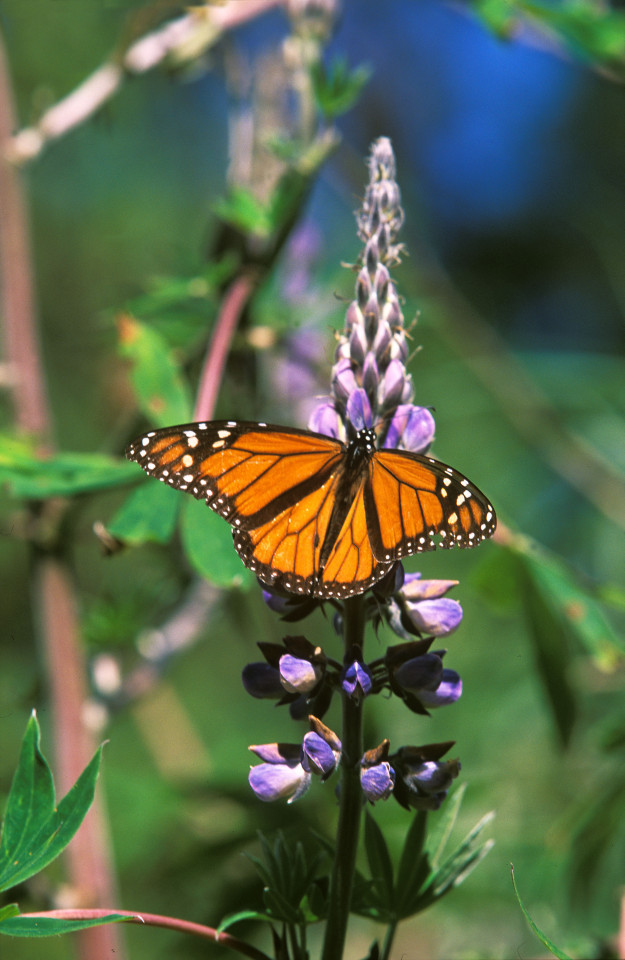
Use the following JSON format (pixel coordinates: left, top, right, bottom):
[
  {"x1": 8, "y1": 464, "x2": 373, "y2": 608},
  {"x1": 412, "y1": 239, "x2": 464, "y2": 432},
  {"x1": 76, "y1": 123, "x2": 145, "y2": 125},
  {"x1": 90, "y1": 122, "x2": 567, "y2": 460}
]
[
  {"x1": 194, "y1": 272, "x2": 258, "y2": 421},
  {"x1": 22, "y1": 909, "x2": 272, "y2": 960},
  {"x1": 0, "y1": 28, "x2": 124, "y2": 960}
]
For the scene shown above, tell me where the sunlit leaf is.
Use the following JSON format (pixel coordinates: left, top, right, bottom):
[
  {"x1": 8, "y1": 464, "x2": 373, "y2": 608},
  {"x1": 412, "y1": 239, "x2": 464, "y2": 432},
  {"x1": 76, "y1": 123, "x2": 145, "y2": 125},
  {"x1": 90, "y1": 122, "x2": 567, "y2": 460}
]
[
  {"x1": 0, "y1": 435, "x2": 136, "y2": 499},
  {"x1": 117, "y1": 313, "x2": 192, "y2": 426},
  {"x1": 106, "y1": 479, "x2": 181, "y2": 545}
]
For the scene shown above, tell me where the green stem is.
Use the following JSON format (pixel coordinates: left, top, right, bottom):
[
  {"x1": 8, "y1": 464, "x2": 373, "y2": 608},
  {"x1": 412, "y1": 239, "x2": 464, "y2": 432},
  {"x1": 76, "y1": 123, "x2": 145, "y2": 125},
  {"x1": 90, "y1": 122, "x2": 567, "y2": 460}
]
[
  {"x1": 321, "y1": 596, "x2": 365, "y2": 960},
  {"x1": 380, "y1": 919, "x2": 398, "y2": 960}
]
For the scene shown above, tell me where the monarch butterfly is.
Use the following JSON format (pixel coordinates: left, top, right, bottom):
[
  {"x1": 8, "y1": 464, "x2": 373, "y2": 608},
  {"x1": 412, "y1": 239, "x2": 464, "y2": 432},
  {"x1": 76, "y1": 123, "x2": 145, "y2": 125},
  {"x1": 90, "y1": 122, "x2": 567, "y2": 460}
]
[{"x1": 126, "y1": 420, "x2": 496, "y2": 599}]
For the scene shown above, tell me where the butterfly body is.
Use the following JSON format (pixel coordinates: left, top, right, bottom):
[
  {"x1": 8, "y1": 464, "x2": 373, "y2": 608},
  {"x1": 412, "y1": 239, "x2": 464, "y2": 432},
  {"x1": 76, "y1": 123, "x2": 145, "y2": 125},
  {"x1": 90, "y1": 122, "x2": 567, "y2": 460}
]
[{"x1": 126, "y1": 420, "x2": 496, "y2": 599}]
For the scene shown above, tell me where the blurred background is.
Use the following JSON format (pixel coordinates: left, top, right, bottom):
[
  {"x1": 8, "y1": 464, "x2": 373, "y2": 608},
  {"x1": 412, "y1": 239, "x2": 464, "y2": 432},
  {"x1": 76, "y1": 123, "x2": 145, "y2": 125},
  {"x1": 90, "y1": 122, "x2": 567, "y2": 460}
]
[{"x1": 1, "y1": 0, "x2": 624, "y2": 957}]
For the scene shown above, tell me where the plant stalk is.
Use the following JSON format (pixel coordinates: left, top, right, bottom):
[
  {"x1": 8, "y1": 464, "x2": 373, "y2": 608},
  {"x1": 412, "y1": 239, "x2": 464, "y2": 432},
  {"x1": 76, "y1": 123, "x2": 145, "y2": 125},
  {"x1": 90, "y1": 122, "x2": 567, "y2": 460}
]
[{"x1": 321, "y1": 596, "x2": 365, "y2": 960}]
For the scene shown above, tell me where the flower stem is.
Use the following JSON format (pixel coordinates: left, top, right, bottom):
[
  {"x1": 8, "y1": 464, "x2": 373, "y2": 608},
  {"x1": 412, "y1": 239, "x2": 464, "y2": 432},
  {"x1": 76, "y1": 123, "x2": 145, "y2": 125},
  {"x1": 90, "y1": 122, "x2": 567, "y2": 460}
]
[{"x1": 321, "y1": 596, "x2": 365, "y2": 960}]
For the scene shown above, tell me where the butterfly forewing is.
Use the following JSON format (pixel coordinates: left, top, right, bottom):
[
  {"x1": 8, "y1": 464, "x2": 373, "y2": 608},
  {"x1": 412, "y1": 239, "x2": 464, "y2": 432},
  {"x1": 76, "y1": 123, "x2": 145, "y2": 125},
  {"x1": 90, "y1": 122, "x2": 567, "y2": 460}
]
[{"x1": 125, "y1": 421, "x2": 344, "y2": 530}]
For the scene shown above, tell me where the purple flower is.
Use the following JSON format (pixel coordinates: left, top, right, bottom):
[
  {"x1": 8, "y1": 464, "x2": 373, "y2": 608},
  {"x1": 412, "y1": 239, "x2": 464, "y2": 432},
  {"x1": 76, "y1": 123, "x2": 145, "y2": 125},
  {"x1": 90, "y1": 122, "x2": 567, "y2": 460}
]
[
  {"x1": 345, "y1": 388, "x2": 373, "y2": 432},
  {"x1": 390, "y1": 647, "x2": 462, "y2": 712},
  {"x1": 341, "y1": 660, "x2": 373, "y2": 701},
  {"x1": 308, "y1": 402, "x2": 342, "y2": 439},
  {"x1": 301, "y1": 731, "x2": 341, "y2": 779},
  {"x1": 361, "y1": 762, "x2": 395, "y2": 803},
  {"x1": 279, "y1": 654, "x2": 323, "y2": 693},
  {"x1": 248, "y1": 743, "x2": 311, "y2": 803},
  {"x1": 241, "y1": 662, "x2": 284, "y2": 699},
  {"x1": 391, "y1": 746, "x2": 461, "y2": 811},
  {"x1": 400, "y1": 573, "x2": 459, "y2": 600},
  {"x1": 398, "y1": 758, "x2": 461, "y2": 810},
  {"x1": 382, "y1": 404, "x2": 436, "y2": 454},
  {"x1": 405, "y1": 598, "x2": 463, "y2": 637},
  {"x1": 418, "y1": 669, "x2": 462, "y2": 708},
  {"x1": 393, "y1": 652, "x2": 443, "y2": 694}
]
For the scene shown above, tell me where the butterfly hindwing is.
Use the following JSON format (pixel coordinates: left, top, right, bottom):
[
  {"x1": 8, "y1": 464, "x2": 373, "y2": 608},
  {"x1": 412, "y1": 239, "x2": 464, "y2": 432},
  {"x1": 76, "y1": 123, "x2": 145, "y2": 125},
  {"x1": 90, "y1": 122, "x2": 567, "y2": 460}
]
[{"x1": 365, "y1": 449, "x2": 496, "y2": 559}]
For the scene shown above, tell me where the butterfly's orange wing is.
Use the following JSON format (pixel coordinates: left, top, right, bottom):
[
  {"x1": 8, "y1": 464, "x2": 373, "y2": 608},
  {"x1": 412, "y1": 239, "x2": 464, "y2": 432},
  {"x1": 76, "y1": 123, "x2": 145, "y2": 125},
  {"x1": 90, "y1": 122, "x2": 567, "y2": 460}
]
[
  {"x1": 126, "y1": 420, "x2": 365, "y2": 597},
  {"x1": 126, "y1": 421, "x2": 496, "y2": 599},
  {"x1": 365, "y1": 449, "x2": 496, "y2": 559}
]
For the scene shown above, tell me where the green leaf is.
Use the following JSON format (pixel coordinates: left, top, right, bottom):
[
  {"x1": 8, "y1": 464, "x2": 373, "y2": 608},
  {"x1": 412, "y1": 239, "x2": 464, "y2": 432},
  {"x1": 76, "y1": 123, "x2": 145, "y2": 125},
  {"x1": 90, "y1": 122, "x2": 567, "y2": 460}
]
[
  {"x1": 118, "y1": 314, "x2": 192, "y2": 427},
  {"x1": 0, "y1": 904, "x2": 19, "y2": 922},
  {"x1": 180, "y1": 498, "x2": 254, "y2": 589},
  {"x1": 425, "y1": 813, "x2": 495, "y2": 903},
  {"x1": 311, "y1": 57, "x2": 371, "y2": 119},
  {"x1": 106, "y1": 479, "x2": 181, "y2": 545},
  {"x1": 511, "y1": 866, "x2": 573, "y2": 959},
  {"x1": 426, "y1": 783, "x2": 465, "y2": 870},
  {"x1": 517, "y1": 544, "x2": 624, "y2": 668},
  {"x1": 394, "y1": 812, "x2": 429, "y2": 916},
  {"x1": 0, "y1": 915, "x2": 127, "y2": 938},
  {"x1": 0, "y1": 435, "x2": 136, "y2": 499},
  {"x1": 514, "y1": 550, "x2": 577, "y2": 746},
  {"x1": 217, "y1": 910, "x2": 275, "y2": 934},
  {"x1": 0, "y1": 713, "x2": 103, "y2": 893},
  {"x1": 363, "y1": 813, "x2": 394, "y2": 912},
  {"x1": 213, "y1": 187, "x2": 273, "y2": 240}
]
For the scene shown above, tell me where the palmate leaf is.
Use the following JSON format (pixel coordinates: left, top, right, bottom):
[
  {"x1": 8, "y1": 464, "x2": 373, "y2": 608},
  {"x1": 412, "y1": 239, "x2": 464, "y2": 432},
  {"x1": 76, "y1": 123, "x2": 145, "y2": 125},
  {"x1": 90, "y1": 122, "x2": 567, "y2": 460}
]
[
  {"x1": 0, "y1": 713, "x2": 103, "y2": 893},
  {"x1": 353, "y1": 789, "x2": 494, "y2": 922}
]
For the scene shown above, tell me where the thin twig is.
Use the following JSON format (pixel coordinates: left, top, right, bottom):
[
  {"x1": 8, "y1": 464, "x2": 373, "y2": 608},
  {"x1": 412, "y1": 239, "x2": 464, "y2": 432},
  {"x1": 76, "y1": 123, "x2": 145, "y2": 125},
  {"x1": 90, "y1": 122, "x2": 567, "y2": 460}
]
[
  {"x1": 5, "y1": 0, "x2": 284, "y2": 166},
  {"x1": 21, "y1": 909, "x2": 272, "y2": 960}
]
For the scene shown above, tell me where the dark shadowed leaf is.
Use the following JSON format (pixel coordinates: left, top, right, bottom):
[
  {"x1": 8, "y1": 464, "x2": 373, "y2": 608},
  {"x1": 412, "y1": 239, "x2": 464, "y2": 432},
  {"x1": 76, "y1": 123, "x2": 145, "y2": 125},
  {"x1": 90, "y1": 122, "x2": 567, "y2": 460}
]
[{"x1": 363, "y1": 813, "x2": 394, "y2": 912}]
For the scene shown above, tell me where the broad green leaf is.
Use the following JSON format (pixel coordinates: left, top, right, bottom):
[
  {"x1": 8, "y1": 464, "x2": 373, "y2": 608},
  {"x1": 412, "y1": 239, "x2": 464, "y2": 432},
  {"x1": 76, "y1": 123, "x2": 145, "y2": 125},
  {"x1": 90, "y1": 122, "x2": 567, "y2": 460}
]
[
  {"x1": 118, "y1": 313, "x2": 191, "y2": 427},
  {"x1": 0, "y1": 713, "x2": 103, "y2": 892},
  {"x1": 106, "y1": 479, "x2": 181, "y2": 545},
  {"x1": 0, "y1": 435, "x2": 136, "y2": 499},
  {"x1": 181, "y1": 498, "x2": 254, "y2": 589},
  {"x1": 363, "y1": 813, "x2": 394, "y2": 912},
  {"x1": 0, "y1": 915, "x2": 127, "y2": 938},
  {"x1": 511, "y1": 866, "x2": 573, "y2": 960}
]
